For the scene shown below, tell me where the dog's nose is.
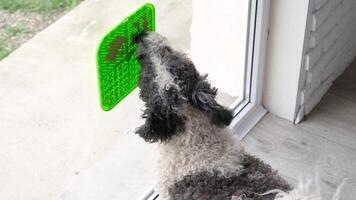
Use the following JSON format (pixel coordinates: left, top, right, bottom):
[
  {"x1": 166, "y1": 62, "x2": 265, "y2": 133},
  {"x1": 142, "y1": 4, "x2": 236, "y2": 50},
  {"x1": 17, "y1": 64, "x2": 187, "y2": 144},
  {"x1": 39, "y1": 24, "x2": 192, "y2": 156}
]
[{"x1": 134, "y1": 31, "x2": 149, "y2": 44}]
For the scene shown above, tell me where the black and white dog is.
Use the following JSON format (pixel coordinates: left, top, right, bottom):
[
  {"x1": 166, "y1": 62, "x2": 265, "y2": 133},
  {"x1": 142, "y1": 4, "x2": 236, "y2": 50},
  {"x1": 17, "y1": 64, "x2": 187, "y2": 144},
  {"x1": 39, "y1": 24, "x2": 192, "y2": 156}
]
[{"x1": 134, "y1": 32, "x2": 321, "y2": 200}]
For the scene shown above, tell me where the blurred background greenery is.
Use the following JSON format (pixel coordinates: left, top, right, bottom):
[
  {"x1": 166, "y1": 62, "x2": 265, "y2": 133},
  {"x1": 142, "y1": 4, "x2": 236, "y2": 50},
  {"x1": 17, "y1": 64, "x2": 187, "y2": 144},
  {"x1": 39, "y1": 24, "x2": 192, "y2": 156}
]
[
  {"x1": 0, "y1": 0, "x2": 83, "y2": 60},
  {"x1": 0, "y1": 0, "x2": 82, "y2": 12}
]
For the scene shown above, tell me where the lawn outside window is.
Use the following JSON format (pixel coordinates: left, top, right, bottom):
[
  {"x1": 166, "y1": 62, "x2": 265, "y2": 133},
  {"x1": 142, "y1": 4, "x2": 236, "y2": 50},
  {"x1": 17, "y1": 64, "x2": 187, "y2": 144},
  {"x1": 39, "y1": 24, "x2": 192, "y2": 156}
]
[{"x1": 0, "y1": 0, "x2": 84, "y2": 60}]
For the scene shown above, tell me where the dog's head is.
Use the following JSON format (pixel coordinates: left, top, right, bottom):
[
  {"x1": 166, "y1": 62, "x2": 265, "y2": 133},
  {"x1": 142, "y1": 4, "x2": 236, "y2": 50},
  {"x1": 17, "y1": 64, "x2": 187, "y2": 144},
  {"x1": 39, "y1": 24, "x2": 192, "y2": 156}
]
[{"x1": 135, "y1": 32, "x2": 233, "y2": 143}]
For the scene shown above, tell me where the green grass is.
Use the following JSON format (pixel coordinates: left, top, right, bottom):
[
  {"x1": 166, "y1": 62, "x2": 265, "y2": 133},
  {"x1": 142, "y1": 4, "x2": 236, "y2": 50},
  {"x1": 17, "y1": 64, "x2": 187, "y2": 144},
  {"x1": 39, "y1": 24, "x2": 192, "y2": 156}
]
[
  {"x1": 3, "y1": 23, "x2": 29, "y2": 36},
  {"x1": 0, "y1": 0, "x2": 82, "y2": 12},
  {"x1": 0, "y1": 0, "x2": 83, "y2": 60},
  {"x1": 0, "y1": 47, "x2": 8, "y2": 60},
  {"x1": 0, "y1": 23, "x2": 30, "y2": 60}
]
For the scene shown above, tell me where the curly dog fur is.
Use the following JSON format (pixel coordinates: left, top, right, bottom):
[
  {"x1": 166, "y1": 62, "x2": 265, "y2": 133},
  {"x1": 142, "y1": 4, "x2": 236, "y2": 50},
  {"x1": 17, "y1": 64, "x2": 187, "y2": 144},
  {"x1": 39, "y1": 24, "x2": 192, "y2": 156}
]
[{"x1": 134, "y1": 32, "x2": 323, "y2": 200}]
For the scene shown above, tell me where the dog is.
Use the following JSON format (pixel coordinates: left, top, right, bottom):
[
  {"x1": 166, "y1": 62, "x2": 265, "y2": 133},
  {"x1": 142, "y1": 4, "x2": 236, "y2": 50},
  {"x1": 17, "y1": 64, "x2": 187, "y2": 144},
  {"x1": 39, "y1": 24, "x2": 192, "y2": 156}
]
[{"x1": 134, "y1": 32, "x2": 322, "y2": 200}]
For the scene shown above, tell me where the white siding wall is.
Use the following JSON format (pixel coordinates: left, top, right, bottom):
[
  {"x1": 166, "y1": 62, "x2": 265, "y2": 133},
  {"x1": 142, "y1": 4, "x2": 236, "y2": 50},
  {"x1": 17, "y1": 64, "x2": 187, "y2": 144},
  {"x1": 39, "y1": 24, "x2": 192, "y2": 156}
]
[{"x1": 295, "y1": 0, "x2": 356, "y2": 122}]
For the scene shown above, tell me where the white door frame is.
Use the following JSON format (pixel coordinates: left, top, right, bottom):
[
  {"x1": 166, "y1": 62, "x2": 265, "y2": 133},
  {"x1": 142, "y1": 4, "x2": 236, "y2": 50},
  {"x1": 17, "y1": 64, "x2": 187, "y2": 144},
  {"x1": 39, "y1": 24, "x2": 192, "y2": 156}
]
[{"x1": 230, "y1": 0, "x2": 270, "y2": 139}]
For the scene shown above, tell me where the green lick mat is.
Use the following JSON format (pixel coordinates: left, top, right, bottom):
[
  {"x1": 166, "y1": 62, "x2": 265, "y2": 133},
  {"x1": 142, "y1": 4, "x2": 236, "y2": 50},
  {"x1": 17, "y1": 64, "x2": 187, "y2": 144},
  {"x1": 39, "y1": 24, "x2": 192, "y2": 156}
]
[{"x1": 97, "y1": 3, "x2": 155, "y2": 111}]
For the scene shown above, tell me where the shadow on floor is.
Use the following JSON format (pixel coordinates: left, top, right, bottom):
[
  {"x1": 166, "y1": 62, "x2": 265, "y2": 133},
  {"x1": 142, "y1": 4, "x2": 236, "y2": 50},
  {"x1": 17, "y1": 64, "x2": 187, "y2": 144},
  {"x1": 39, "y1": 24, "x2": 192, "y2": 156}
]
[{"x1": 243, "y1": 60, "x2": 356, "y2": 199}]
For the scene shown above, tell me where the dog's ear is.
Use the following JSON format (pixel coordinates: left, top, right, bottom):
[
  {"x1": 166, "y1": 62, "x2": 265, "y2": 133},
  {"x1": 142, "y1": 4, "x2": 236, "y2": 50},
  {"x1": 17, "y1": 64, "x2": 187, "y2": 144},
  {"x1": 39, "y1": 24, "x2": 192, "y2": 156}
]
[
  {"x1": 189, "y1": 75, "x2": 233, "y2": 127},
  {"x1": 136, "y1": 86, "x2": 185, "y2": 143}
]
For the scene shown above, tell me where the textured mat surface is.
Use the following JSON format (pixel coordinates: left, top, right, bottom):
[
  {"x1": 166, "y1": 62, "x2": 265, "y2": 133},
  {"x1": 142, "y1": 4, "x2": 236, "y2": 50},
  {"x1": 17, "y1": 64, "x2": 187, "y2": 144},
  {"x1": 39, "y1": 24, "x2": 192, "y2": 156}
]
[{"x1": 97, "y1": 3, "x2": 155, "y2": 111}]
